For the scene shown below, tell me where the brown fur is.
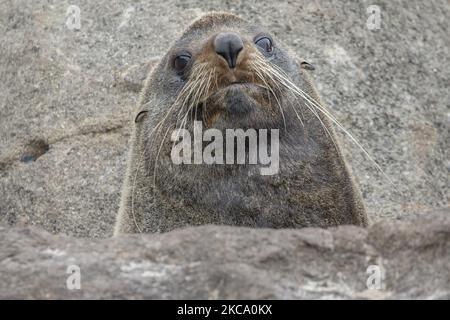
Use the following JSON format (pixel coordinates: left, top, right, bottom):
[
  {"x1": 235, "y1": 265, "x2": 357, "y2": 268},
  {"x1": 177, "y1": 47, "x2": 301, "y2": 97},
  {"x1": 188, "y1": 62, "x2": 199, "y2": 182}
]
[{"x1": 114, "y1": 12, "x2": 367, "y2": 235}]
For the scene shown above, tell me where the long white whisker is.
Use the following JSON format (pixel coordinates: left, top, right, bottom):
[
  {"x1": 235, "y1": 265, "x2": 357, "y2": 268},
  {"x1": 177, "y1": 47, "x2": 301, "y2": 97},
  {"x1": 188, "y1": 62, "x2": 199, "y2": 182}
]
[{"x1": 266, "y1": 64, "x2": 396, "y2": 187}]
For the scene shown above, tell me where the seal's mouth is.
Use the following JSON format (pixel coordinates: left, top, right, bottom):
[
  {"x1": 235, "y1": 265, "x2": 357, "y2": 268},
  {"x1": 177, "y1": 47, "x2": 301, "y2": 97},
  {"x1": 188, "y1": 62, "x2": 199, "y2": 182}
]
[
  {"x1": 202, "y1": 80, "x2": 267, "y2": 107},
  {"x1": 228, "y1": 81, "x2": 264, "y2": 90},
  {"x1": 176, "y1": 54, "x2": 284, "y2": 127},
  {"x1": 190, "y1": 80, "x2": 272, "y2": 127},
  {"x1": 229, "y1": 81, "x2": 250, "y2": 86},
  {"x1": 215, "y1": 81, "x2": 267, "y2": 96}
]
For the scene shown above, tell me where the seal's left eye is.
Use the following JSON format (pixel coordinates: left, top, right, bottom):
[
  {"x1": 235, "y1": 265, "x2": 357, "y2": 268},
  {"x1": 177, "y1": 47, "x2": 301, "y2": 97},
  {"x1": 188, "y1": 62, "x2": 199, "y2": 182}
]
[
  {"x1": 255, "y1": 37, "x2": 273, "y2": 53},
  {"x1": 174, "y1": 54, "x2": 191, "y2": 71}
]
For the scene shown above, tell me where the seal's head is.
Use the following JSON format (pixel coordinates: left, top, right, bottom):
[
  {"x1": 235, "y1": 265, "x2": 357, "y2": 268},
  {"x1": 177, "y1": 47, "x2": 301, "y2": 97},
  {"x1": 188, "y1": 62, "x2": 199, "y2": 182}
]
[
  {"x1": 147, "y1": 12, "x2": 302, "y2": 131},
  {"x1": 114, "y1": 12, "x2": 368, "y2": 235}
]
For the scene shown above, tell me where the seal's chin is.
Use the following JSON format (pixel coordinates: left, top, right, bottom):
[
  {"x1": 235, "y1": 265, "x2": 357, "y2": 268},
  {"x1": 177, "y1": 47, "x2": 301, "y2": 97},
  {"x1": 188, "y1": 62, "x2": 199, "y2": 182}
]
[
  {"x1": 197, "y1": 83, "x2": 279, "y2": 129},
  {"x1": 222, "y1": 83, "x2": 261, "y2": 115}
]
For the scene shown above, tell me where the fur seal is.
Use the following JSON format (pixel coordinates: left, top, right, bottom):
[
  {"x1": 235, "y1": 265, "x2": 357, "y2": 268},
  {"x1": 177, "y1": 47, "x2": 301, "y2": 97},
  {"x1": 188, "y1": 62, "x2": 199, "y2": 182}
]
[{"x1": 114, "y1": 12, "x2": 367, "y2": 235}]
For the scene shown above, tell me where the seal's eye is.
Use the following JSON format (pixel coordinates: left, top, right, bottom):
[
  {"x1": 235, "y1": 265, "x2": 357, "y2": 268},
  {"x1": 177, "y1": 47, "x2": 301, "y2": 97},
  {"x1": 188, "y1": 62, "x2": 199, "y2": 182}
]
[
  {"x1": 174, "y1": 54, "x2": 191, "y2": 72},
  {"x1": 255, "y1": 37, "x2": 273, "y2": 53}
]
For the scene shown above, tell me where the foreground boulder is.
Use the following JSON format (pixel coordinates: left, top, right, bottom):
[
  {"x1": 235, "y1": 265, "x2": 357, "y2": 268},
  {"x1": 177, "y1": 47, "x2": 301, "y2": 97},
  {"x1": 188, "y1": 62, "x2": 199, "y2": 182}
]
[{"x1": 1, "y1": 209, "x2": 448, "y2": 299}]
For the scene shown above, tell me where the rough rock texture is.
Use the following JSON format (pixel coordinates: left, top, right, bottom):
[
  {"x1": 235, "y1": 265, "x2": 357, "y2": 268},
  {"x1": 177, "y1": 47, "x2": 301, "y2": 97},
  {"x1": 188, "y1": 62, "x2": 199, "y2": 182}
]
[
  {"x1": 0, "y1": 0, "x2": 448, "y2": 300},
  {"x1": 0, "y1": 0, "x2": 448, "y2": 238},
  {"x1": 0, "y1": 208, "x2": 449, "y2": 299}
]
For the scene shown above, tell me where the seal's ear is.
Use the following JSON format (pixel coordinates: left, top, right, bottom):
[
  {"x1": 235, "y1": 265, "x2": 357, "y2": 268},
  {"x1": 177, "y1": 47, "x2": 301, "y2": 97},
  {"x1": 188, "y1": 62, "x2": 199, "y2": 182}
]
[
  {"x1": 134, "y1": 110, "x2": 149, "y2": 123},
  {"x1": 300, "y1": 61, "x2": 315, "y2": 71}
]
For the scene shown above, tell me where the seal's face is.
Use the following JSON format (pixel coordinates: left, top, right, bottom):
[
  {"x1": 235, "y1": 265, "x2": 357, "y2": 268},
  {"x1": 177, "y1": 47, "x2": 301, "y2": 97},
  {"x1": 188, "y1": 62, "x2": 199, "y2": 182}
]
[
  {"x1": 114, "y1": 13, "x2": 369, "y2": 235},
  {"x1": 158, "y1": 13, "x2": 299, "y2": 130}
]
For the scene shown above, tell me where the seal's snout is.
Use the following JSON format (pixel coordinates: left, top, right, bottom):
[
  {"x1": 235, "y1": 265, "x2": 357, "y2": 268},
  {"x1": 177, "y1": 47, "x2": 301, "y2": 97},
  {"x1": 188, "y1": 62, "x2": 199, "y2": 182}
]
[{"x1": 214, "y1": 32, "x2": 243, "y2": 69}]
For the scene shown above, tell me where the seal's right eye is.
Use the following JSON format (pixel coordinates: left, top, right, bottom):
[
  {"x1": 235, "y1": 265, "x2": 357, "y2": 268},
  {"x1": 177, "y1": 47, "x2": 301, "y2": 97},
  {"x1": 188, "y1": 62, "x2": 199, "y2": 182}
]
[{"x1": 174, "y1": 54, "x2": 191, "y2": 72}]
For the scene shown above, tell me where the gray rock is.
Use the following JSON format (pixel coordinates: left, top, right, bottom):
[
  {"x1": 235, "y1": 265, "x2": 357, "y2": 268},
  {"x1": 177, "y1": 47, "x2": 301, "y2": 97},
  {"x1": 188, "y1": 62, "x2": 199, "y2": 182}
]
[
  {"x1": 0, "y1": 0, "x2": 448, "y2": 238},
  {"x1": 0, "y1": 0, "x2": 448, "y2": 300},
  {"x1": 0, "y1": 208, "x2": 449, "y2": 299}
]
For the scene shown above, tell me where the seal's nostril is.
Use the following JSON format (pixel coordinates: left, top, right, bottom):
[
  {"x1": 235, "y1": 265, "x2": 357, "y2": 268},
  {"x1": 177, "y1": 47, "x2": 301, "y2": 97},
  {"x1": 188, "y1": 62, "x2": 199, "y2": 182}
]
[{"x1": 214, "y1": 32, "x2": 244, "y2": 69}]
